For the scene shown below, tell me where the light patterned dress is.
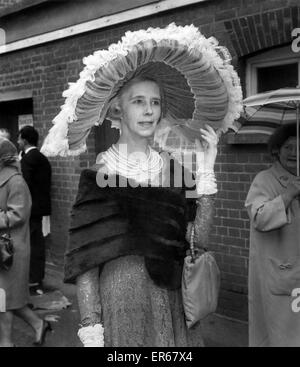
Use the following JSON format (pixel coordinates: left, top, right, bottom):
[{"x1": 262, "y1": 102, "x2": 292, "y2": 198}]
[{"x1": 100, "y1": 255, "x2": 204, "y2": 347}]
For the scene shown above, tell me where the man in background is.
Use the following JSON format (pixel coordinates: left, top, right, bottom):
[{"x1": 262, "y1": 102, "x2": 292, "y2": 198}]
[{"x1": 18, "y1": 125, "x2": 52, "y2": 295}]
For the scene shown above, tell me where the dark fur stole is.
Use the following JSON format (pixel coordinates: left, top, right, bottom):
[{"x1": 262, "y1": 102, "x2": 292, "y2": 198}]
[{"x1": 64, "y1": 167, "x2": 196, "y2": 289}]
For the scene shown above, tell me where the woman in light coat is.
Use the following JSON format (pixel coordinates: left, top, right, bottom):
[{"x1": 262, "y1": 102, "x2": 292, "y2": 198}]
[
  {"x1": 246, "y1": 123, "x2": 300, "y2": 347},
  {"x1": 0, "y1": 137, "x2": 51, "y2": 347}
]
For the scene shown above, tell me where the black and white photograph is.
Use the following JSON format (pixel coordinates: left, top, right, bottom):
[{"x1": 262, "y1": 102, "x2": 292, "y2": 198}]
[{"x1": 0, "y1": 0, "x2": 299, "y2": 351}]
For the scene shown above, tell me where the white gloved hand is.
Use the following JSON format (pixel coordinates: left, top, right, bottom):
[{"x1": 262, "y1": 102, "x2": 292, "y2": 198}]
[
  {"x1": 78, "y1": 324, "x2": 104, "y2": 347},
  {"x1": 195, "y1": 125, "x2": 219, "y2": 195},
  {"x1": 195, "y1": 124, "x2": 218, "y2": 173}
]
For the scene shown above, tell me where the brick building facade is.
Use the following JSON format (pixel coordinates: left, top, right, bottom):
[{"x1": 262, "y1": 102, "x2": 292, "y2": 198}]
[
  {"x1": 0, "y1": 0, "x2": 299, "y2": 321},
  {"x1": 0, "y1": 0, "x2": 22, "y2": 8}
]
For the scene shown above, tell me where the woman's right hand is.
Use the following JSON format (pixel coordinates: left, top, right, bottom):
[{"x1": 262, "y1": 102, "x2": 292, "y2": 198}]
[
  {"x1": 281, "y1": 178, "x2": 300, "y2": 209},
  {"x1": 286, "y1": 178, "x2": 300, "y2": 199}
]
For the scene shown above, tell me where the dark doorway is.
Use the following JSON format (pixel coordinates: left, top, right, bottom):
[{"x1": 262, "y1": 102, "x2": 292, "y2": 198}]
[
  {"x1": 94, "y1": 119, "x2": 119, "y2": 154},
  {"x1": 0, "y1": 98, "x2": 33, "y2": 147}
]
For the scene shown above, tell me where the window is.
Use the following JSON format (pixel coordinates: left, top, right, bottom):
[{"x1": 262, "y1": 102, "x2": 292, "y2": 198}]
[
  {"x1": 246, "y1": 45, "x2": 300, "y2": 96},
  {"x1": 225, "y1": 45, "x2": 300, "y2": 144}
]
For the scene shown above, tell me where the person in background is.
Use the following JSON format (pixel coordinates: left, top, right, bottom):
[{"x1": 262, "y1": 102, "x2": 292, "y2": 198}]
[
  {"x1": 0, "y1": 129, "x2": 11, "y2": 141},
  {"x1": 0, "y1": 137, "x2": 51, "y2": 347},
  {"x1": 18, "y1": 126, "x2": 52, "y2": 296},
  {"x1": 245, "y1": 123, "x2": 300, "y2": 347},
  {"x1": 40, "y1": 23, "x2": 242, "y2": 347}
]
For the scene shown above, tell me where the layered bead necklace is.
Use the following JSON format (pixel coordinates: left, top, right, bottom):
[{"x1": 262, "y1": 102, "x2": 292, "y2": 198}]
[{"x1": 101, "y1": 144, "x2": 163, "y2": 183}]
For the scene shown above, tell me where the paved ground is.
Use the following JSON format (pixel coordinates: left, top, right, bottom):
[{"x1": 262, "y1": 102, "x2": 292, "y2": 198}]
[
  {"x1": 13, "y1": 263, "x2": 248, "y2": 348},
  {"x1": 13, "y1": 263, "x2": 81, "y2": 348}
]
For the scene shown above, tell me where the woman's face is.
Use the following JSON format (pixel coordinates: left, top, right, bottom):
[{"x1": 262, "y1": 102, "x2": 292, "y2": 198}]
[
  {"x1": 279, "y1": 136, "x2": 298, "y2": 175},
  {"x1": 119, "y1": 80, "x2": 162, "y2": 141}
]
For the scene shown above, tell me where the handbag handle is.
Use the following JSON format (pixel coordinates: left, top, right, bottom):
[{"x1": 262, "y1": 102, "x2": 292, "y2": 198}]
[
  {"x1": 190, "y1": 224, "x2": 207, "y2": 263},
  {"x1": 190, "y1": 224, "x2": 196, "y2": 263},
  {"x1": 3, "y1": 212, "x2": 10, "y2": 237}
]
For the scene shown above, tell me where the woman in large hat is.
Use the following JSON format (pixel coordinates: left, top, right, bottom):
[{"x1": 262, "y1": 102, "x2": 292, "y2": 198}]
[{"x1": 42, "y1": 23, "x2": 242, "y2": 347}]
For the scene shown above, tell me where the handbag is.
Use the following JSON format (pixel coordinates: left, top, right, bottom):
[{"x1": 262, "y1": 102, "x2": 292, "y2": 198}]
[
  {"x1": 0, "y1": 214, "x2": 14, "y2": 271},
  {"x1": 182, "y1": 225, "x2": 220, "y2": 329}
]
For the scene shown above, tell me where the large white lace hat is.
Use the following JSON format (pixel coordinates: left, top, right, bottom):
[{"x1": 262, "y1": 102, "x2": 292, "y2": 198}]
[{"x1": 41, "y1": 23, "x2": 243, "y2": 157}]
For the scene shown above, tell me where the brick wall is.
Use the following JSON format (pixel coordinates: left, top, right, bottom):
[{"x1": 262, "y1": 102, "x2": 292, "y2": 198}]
[
  {"x1": 212, "y1": 139, "x2": 273, "y2": 319},
  {"x1": 0, "y1": 0, "x2": 298, "y2": 320},
  {"x1": 0, "y1": 0, "x2": 23, "y2": 8}
]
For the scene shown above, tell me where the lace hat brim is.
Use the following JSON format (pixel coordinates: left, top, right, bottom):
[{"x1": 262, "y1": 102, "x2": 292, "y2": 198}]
[{"x1": 41, "y1": 23, "x2": 243, "y2": 157}]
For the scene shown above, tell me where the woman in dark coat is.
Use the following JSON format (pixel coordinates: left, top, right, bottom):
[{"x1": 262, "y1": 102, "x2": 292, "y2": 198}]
[{"x1": 0, "y1": 137, "x2": 51, "y2": 347}]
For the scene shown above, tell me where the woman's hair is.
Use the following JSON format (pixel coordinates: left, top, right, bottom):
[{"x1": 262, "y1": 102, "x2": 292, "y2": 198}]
[
  {"x1": 268, "y1": 123, "x2": 297, "y2": 158},
  {"x1": 0, "y1": 137, "x2": 19, "y2": 167},
  {"x1": 107, "y1": 75, "x2": 166, "y2": 121},
  {"x1": 19, "y1": 125, "x2": 39, "y2": 146}
]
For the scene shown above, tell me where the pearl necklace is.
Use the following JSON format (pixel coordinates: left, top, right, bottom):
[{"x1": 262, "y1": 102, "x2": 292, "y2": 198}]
[{"x1": 101, "y1": 144, "x2": 163, "y2": 182}]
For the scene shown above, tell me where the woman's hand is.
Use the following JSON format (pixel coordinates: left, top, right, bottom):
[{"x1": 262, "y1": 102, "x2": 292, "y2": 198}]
[
  {"x1": 281, "y1": 178, "x2": 300, "y2": 208},
  {"x1": 195, "y1": 124, "x2": 218, "y2": 172},
  {"x1": 285, "y1": 178, "x2": 300, "y2": 199}
]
